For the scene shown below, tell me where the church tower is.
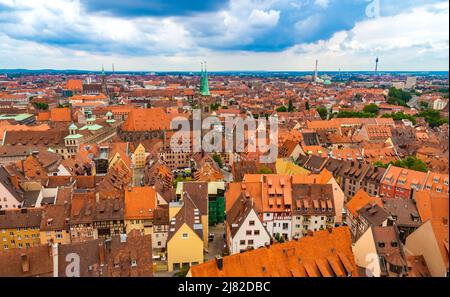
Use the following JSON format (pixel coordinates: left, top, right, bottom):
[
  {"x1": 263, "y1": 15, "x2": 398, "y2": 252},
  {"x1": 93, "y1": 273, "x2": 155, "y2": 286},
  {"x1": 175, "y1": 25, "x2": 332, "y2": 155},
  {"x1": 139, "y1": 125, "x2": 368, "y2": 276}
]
[{"x1": 200, "y1": 61, "x2": 210, "y2": 96}]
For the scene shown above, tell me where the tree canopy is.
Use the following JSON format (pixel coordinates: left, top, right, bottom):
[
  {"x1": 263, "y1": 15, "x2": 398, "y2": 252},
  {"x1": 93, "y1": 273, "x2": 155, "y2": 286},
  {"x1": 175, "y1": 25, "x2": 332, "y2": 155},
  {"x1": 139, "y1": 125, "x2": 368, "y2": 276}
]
[
  {"x1": 374, "y1": 156, "x2": 428, "y2": 173},
  {"x1": 387, "y1": 87, "x2": 412, "y2": 106},
  {"x1": 363, "y1": 104, "x2": 379, "y2": 115},
  {"x1": 381, "y1": 112, "x2": 417, "y2": 125},
  {"x1": 316, "y1": 107, "x2": 327, "y2": 120},
  {"x1": 276, "y1": 106, "x2": 288, "y2": 112}
]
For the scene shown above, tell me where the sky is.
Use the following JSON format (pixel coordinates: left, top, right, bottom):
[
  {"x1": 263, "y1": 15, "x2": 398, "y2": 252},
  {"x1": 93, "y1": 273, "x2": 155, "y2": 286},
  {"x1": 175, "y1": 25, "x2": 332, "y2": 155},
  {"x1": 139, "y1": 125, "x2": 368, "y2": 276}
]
[{"x1": 0, "y1": 0, "x2": 448, "y2": 71}]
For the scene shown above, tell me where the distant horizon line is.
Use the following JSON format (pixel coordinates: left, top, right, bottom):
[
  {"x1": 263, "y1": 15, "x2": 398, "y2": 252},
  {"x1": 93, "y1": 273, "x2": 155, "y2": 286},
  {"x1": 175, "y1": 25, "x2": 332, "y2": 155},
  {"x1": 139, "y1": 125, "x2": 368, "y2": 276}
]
[{"x1": 0, "y1": 68, "x2": 449, "y2": 74}]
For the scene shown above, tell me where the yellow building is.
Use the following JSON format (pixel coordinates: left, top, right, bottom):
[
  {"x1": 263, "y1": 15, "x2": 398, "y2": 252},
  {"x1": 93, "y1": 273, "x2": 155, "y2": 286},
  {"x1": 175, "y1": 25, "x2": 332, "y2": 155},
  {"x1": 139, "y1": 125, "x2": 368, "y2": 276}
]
[
  {"x1": 132, "y1": 143, "x2": 147, "y2": 169},
  {"x1": 167, "y1": 195, "x2": 204, "y2": 272},
  {"x1": 39, "y1": 204, "x2": 71, "y2": 245},
  {"x1": 0, "y1": 208, "x2": 43, "y2": 250},
  {"x1": 276, "y1": 158, "x2": 310, "y2": 175},
  {"x1": 177, "y1": 182, "x2": 210, "y2": 249},
  {"x1": 124, "y1": 186, "x2": 157, "y2": 235}
]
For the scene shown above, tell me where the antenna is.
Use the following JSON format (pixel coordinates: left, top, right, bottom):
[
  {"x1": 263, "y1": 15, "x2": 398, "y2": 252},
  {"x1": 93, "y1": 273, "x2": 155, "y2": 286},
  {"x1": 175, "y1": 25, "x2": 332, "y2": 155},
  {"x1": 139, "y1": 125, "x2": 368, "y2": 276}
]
[
  {"x1": 313, "y1": 59, "x2": 318, "y2": 81},
  {"x1": 375, "y1": 57, "x2": 379, "y2": 73}
]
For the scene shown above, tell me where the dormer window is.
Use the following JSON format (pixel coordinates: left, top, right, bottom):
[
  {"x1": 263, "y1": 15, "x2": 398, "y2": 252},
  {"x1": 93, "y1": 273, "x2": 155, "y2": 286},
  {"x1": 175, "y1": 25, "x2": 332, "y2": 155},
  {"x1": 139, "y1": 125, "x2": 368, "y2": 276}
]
[
  {"x1": 378, "y1": 241, "x2": 385, "y2": 248},
  {"x1": 131, "y1": 259, "x2": 137, "y2": 267}
]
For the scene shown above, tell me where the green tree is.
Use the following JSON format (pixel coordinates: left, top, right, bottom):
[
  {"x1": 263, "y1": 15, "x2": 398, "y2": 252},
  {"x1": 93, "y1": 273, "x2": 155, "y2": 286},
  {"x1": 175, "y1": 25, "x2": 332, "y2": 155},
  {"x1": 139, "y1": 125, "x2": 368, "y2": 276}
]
[
  {"x1": 387, "y1": 87, "x2": 412, "y2": 106},
  {"x1": 374, "y1": 156, "x2": 429, "y2": 173},
  {"x1": 33, "y1": 102, "x2": 49, "y2": 110},
  {"x1": 276, "y1": 106, "x2": 287, "y2": 112},
  {"x1": 173, "y1": 266, "x2": 190, "y2": 277},
  {"x1": 210, "y1": 103, "x2": 220, "y2": 111},
  {"x1": 363, "y1": 104, "x2": 379, "y2": 115},
  {"x1": 354, "y1": 94, "x2": 362, "y2": 101},
  {"x1": 373, "y1": 161, "x2": 389, "y2": 169},
  {"x1": 419, "y1": 101, "x2": 429, "y2": 110},
  {"x1": 394, "y1": 157, "x2": 428, "y2": 172},
  {"x1": 257, "y1": 166, "x2": 273, "y2": 174},
  {"x1": 334, "y1": 111, "x2": 376, "y2": 118},
  {"x1": 381, "y1": 112, "x2": 417, "y2": 125},
  {"x1": 212, "y1": 154, "x2": 223, "y2": 169},
  {"x1": 305, "y1": 100, "x2": 310, "y2": 111},
  {"x1": 173, "y1": 176, "x2": 193, "y2": 187},
  {"x1": 418, "y1": 109, "x2": 449, "y2": 128},
  {"x1": 316, "y1": 107, "x2": 328, "y2": 120}
]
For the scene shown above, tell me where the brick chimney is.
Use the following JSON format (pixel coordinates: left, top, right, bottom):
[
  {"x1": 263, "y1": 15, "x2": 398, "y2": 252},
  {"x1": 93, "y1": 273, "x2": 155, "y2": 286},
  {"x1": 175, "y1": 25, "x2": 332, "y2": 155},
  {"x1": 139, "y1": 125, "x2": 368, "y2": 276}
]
[
  {"x1": 52, "y1": 242, "x2": 59, "y2": 277},
  {"x1": 21, "y1": 254, "x2": 30, "y2": 274},
  {"x1": 98, "y1": 242, "x2": 106, "y2": 267},
  {"x1": 9, "y1": 174, "x2": 20, "y2": 190}
]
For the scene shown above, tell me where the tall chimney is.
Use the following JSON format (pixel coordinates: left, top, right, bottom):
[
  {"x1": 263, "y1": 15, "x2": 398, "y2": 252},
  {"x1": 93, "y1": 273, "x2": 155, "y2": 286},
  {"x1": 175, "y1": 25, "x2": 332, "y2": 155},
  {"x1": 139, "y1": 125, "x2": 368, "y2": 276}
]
[
  {"x1": 21, "y1": 254, "x2": 30, "y2": 274},
  {"x1": 52, "y1": 242, "x2": 59, "y2": 277},
  {"x1": 99, "y1": 242, "x2": 106, "y2": 267}
]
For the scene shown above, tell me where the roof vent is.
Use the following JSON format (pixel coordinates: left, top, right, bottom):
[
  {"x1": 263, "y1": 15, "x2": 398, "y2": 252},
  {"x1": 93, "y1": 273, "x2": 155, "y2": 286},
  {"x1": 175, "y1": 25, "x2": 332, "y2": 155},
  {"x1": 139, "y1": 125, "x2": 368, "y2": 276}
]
[{"x1": 216, "y1": 256, "x2": 223, "y2": 270}]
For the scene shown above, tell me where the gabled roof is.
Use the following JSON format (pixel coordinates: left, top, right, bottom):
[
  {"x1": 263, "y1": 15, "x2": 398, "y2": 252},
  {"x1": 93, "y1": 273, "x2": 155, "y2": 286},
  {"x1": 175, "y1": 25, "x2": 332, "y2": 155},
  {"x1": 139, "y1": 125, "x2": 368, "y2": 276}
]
[
  {"x1": 124, "y1": 186, "x2": 157, "y2": 220},
  {"x1": 0, "y1": 166, "x2": 23, "y2": 202},
  {"x1": 0, "y1": 244, "x2": 53, "y2": 277},
  {"x1": 182, "y1": 182, "x2": 208, "y2": 216},
  {"x1": 0, "y1": 208, "x2": 44, "y2": 229},
  {"x1": 415, "y1": 190, "x2": 449, "y2": 223},
  {"x1": 227, "y1": 193, "x2": 264, "y2": 238},
  {"x1": 121, "y1": 108, "x2": 170, "y2": 132},
  {"x1": 50, "y1": 108, "x2": 71, "y2": 122},
  {"x1": 189, "y1": 227, "x2": 357, "y2": 277},
  {"x1": 167, "y1": 192, "x2": 203, "y2": 242},
  {"x1": 40, "y1": 204, "x2": 71, "y2": 231},
  {"x1": 345, "y1": 189, "x2": 382, "y2": 218}
]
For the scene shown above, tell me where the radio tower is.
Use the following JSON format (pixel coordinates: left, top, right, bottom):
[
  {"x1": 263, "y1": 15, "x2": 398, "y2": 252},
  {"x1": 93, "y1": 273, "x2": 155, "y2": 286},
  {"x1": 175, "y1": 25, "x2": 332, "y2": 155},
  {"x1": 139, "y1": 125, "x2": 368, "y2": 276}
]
[
  {"x1": 313, "y1": 59, "x2": 318, "y2": 81},
  {"x1": 375, "y1": 57, "x2": 379, "y2": 73}
]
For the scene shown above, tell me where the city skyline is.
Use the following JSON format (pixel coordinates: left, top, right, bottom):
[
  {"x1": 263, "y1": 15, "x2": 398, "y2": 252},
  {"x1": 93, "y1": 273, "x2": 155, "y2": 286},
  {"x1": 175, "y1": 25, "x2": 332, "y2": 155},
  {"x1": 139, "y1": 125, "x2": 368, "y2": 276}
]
[{"x1": 0, "y1": 0, "x2": 448, "y2": 71}]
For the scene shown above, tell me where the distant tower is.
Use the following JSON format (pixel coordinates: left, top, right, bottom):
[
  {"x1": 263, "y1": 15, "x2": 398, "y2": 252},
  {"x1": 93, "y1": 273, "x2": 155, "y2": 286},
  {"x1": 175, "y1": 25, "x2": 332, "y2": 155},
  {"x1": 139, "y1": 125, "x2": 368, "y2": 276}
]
[
  {"x1": 200, "y1": 61, "x2": 210, "y2": 96},
  {"x1": 313, "y1": 59, "x2": 319, "y2": 81},
  {"x1": 112, "y1": 63, "x2": 115, "y2": 74},
  {"x1": 375, "y1": 57, "x2": 379, "y2": 73},
  {"x1": 101, "y1": 64, "x2": 107, "y2": 95}
]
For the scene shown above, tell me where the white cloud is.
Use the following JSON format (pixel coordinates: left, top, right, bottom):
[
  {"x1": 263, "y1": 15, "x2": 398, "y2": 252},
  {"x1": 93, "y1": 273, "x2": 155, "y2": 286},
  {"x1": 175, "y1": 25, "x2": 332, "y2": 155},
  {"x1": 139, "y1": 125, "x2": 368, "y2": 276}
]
[
  {"x1": 0, "y1": 0, "x2": 193, "y2": 55},
  {"x1": 0, "y1": 0, "x2": 447, "y2": 71},
  {"x1": 290, "y1": 1, "x2": 449, "y2": 70},
  {"x1": 248, "y1": 9, "x2": 280, "y2": 28},
  {"x1": 314, "y1": 0, "x2": 330, "y2": 9}
]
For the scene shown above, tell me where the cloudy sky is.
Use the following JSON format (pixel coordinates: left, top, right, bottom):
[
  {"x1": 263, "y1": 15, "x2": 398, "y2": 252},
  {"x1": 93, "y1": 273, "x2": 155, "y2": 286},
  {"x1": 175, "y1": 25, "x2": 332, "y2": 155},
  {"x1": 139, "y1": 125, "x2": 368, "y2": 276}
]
[{"x1": 0, "y1": 0, "x2": 448, "y2": 71}]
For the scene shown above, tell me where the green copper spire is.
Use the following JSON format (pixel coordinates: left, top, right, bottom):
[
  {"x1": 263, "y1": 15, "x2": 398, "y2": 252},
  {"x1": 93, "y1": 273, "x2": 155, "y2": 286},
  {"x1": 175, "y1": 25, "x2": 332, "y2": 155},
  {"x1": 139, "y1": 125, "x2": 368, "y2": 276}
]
[
  {"x1": 101, "y1": 64, "x2": 105, "y2": 76},
  {"x1": 200, "y1": 61, "x2": 210, "y2": 96}
]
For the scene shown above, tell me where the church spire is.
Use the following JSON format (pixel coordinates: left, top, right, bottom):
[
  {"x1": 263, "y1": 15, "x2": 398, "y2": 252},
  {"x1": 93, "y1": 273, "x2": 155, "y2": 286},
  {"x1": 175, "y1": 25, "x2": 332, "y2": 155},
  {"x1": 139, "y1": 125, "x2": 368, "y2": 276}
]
[{"x1": 200, "y1": 61, "x2": 210, "y2": 96}]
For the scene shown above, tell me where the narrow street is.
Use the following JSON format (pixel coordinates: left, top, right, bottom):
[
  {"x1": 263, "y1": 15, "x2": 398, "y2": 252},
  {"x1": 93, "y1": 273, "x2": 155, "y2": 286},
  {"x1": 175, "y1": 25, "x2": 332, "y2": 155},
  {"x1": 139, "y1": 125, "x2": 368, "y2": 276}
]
[
  {"x1": 205, "y1": 223, "x2": 226, "y2": 262},
  {"x1": 133, "y1": 168, "x2": 145, "y2": 186}
]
